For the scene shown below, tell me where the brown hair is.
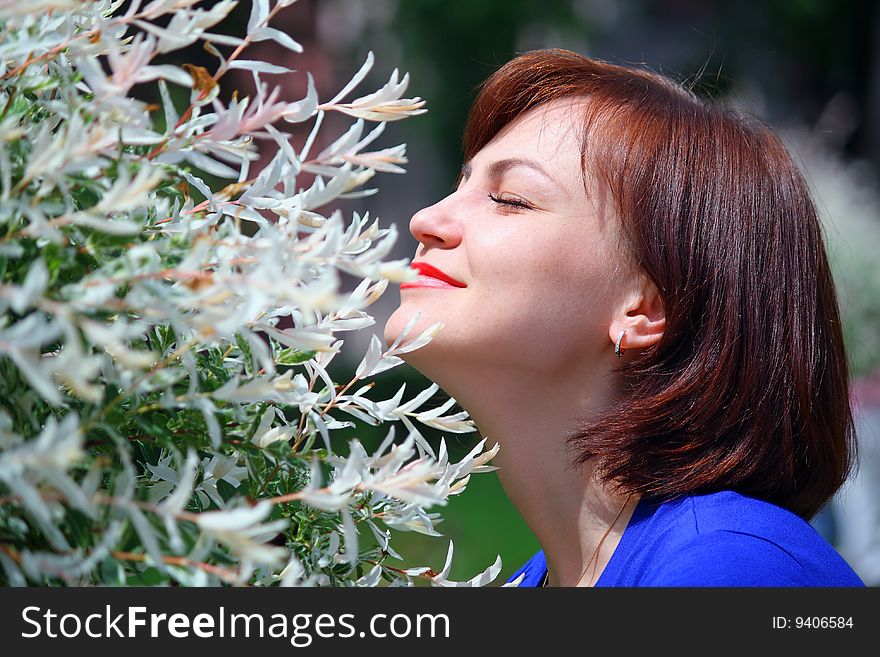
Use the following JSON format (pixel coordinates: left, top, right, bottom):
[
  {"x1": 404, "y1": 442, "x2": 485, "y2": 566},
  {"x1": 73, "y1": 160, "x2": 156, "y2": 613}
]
[{"x1": 463, "y1": 49, "x2": 857, "y2": 520}]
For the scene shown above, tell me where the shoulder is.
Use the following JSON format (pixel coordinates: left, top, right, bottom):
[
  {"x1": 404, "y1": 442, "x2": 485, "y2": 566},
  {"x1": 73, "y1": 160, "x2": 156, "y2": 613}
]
[
  {"x1": 686, "y1": 490, "x2": 809, "y2": 534},
  {"x1": 638, "y1": 491, "x2": 864, "y2": 587},
  {"x1": 643, "y1": 528, "x2": 808, "y2": 586}
]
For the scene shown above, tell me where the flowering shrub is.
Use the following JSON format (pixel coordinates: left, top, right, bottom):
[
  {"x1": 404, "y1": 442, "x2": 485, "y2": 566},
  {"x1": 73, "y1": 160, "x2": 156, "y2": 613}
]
[{"x1": 0, "y1": 0, "x2": 503, "y2": 587}]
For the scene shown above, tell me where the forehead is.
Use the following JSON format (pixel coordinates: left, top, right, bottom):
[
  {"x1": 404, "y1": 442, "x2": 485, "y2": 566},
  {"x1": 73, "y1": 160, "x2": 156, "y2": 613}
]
[
  {"x1": 485, "y1": 97, "x2": 587, "y2": 154},
  {"x1": 462, "y1": 98, "x2": 594, "y2": 199},
  {"x1": 462, "y1": 98, "x2": 593, "y2": 193}
]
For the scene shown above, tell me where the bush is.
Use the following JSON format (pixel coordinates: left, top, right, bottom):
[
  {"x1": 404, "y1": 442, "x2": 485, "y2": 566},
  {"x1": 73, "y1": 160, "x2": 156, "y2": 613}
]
[{"x1": 0, "y1": 0, "x2": 501, "y2": 587}]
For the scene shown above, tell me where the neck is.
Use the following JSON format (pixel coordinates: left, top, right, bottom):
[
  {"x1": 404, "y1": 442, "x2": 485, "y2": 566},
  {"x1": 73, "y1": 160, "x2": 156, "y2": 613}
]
[{"x1": 415, "y1": 355, "x2": 640, "y2": 587}]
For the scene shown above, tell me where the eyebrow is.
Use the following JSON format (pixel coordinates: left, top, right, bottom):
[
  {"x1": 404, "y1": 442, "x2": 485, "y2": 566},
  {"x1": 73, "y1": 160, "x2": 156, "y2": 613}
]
[{"x1": 460, "y1": 157, "x2": 557, "y2": 184}]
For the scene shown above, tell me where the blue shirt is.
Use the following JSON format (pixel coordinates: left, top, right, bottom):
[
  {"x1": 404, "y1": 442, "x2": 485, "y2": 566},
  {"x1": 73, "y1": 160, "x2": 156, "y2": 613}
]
[{"x1": 505, "y1": 490, "x2": 865, "y2": 586}]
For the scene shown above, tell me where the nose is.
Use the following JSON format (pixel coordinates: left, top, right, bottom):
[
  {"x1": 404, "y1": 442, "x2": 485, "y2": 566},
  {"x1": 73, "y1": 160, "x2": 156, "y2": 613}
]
[{"x1": 409, "y1": 193, "x2": 463, "y2": 252}]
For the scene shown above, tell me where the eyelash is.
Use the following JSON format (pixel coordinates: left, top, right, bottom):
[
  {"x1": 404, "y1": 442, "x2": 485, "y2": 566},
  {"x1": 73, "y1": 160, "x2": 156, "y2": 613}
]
[{"x1": 487, "y1": 193, "x2": 533, "y2": 210}]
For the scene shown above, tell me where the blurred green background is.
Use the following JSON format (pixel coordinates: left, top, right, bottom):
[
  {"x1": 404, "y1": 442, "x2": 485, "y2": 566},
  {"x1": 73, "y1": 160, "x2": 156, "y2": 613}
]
[{"x1": 167, "y1": 0, "x2": 880, "y2": 584}]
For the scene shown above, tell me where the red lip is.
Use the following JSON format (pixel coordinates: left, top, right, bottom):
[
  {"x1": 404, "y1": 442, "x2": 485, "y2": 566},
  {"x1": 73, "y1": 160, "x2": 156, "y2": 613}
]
[{"x1": 407, "y1": 262, "x2": 467, "y2": 288}]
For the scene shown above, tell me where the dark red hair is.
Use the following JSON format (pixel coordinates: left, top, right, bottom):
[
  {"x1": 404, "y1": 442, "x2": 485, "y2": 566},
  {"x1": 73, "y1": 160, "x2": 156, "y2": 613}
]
[{"x1": 463, "y1": 49, "x2": 857, "y2": 520}]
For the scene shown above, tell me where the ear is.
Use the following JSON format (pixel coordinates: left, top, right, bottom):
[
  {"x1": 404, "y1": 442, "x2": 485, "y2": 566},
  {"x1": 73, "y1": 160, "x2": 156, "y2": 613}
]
[{"x1": 608, "y1": 275, "x2": 666, "y2": 353}]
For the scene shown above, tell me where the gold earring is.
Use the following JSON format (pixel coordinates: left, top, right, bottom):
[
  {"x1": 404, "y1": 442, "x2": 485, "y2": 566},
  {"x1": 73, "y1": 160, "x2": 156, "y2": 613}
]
[{"x1": 614, "y1": 329, "x2": 625, "y2": 358}]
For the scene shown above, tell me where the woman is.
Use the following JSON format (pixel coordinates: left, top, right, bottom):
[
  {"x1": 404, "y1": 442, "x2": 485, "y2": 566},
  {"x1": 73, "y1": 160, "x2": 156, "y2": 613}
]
[{"x1": 383, "y1": 49, "x2": 865, "y2": 587}]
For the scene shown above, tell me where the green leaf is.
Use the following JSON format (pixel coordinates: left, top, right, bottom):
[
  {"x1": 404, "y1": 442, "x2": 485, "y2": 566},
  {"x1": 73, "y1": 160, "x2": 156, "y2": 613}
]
[
  {"x1": 235, "y1": 332, "x2": 253, "y2": 375},
  {"x1": 99, "y1": 556, "x2": 126, "y2": 586},
  {"x1": 276, "y1": 347, "x2": 316, "y2": 366},
  {"x1": 126, "y1": 565, "x2": 164, "y2": 586}
]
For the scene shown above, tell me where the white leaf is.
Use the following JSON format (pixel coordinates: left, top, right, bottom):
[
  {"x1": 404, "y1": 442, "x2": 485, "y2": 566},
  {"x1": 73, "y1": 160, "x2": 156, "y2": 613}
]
[
  {"x1": 298, "y1": 108, "x2": 324, "y2": 160},
  {"x1": 157, "y1": 450, "x2": 198, "y2": 515},
  {"x1": 385, "y1": 309, "x2": 421, "y2": 353},
  {"x1": 355, "y1": 334, "x2": 383, "y2": 379},
  {"x1": 119, "y1": 127, "x2": 166, "y2": 145},
  {"x1": 251, "y1": 27, "x2": 303, "y2": 53},
  {"x1": 387, "y1": 321, "x2": 444, "y2": 356},
  {"x1": 184, "y1": 150, "x2": 239, "y2": 178},
  {"x1": 127, "y1": 505, "x2": 168, "y2": 573},
  {"x1": 366, "y1": 354, "x2": 404, "y2": 377},
  {"x1": 403, "y1": 566, "x2": 431, "y2": 576},
  {"x1": 279, "y1": 556, "x2": 305, "y2": 586},
  {"x1": 309, "y1": 410, "x2": 331, "y2": 453},
  {"x1": 254, "y1": 425, "x2": 294, "y2": 449},
  {"x1": 137, "y1": 64, "x2": 193, "y2": 87},
  {"x1": 433, "y1": 553, "x2": 503, "y2": 588},
  {"x1": 502, "y1": 572, "x2": 527, "y2": 587},
  {"x1": 395, "y1": 382, "x2": 440, "y2": 414},
  {"x1": 228, "y1": 60, "x2": 293, "y2": 75},
  {"x1": 194, "y1": 397, "x2": 222, "y2": 448},
  {"x1": 316, "y1": 118, "x2": 364, "y2": 161},
  {"x1": 95, "y1": 166, "x2": 164, "y2": 213},
  {"x1": 196, "y1": 500, "x2": 272, "y2": 532},
  {"x1": 297, "y1": 488, "x2": 352, "y2": 512},
  {"x1": 68, "y1": 213, "x2": 142, "y2": 235},
  {"x1": 0, "y1": 550, "x2": 25, "y2": 587},
  {"x1": 326, "y1": 51, "x2": 374, "y2": 106},
  {"x1": 258, "y1": 323, "x2": 337, "y2": 352},
  {"x1": 200, "y1": 31, "x2": 247, "y2": 47},
  {"x1": 435, "y1": 540, "x2": 455, "y2": 581},
  {"x1": 9, "y1": 258, "x2": 48, "y2": 313},
  {"x1": 414, "y1": 396, "x2": 456, "y2": 421},
  {"x1": 335, "y1": 404, "x2": 380, "y2": 426},
  {"x1": 158, "y1": 80, "x2": 179, "y2": 130},
  {"x1": 341, "y1": 508, "x2": 358, "y2": 566},
  {"x1": 355, "y1": 563, "x2": 383, "y2": 587},
  {"x1": 247, "y1": 0, "x2": 269, "y2": 33}
]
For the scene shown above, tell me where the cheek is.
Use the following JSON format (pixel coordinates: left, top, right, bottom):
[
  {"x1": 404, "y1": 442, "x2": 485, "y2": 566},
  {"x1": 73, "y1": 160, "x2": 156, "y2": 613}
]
[
  {"x1": 525, "y1": 267, "x2": 607, "y2": 337},
  {"x1": 476, "y1": 236, "x2": 612, "y2": 344},
  {"x1": 557, "y1": 244, "x2": 618, "y2": 324}
]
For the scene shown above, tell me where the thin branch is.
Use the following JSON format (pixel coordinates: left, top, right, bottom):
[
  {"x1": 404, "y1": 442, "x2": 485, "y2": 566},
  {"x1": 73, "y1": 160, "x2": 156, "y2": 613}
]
[{"x1": 111, "y1": 550, "x2": 241, "y2": 584}]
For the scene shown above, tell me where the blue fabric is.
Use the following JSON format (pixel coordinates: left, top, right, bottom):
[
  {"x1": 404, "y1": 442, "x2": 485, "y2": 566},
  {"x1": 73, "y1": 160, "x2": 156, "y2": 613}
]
[{"x1": 505, "y1": 490, "x2": 865, "y2": 587}]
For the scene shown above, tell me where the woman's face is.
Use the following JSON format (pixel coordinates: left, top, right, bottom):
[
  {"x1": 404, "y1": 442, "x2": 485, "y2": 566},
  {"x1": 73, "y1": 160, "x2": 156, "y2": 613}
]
[{"x1": 384, "y1": 97, "x2": 634, "y2": 378}]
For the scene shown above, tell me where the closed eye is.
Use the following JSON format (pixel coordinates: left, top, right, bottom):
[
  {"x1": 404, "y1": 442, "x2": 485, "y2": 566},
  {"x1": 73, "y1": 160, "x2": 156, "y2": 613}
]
[{"x1": 487, "y1": 192, "x2": 533, "y2": 210}]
